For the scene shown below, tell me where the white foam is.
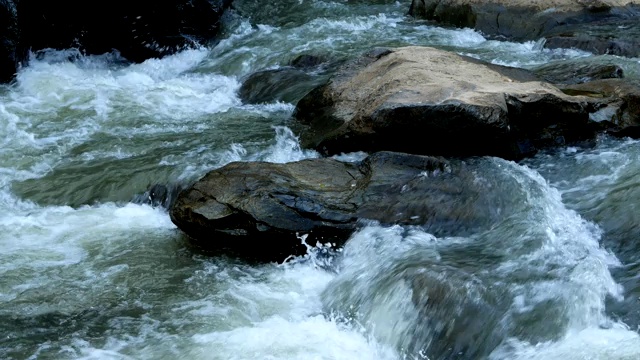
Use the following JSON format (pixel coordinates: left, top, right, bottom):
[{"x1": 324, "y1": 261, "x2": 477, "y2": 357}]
[
  {"x1": 191, "y1": 314, "x2": 398, "y2": 360},
  {"x1": 310, "y1": 14, "x2": 401, "y2": 32},
  {"x1": 186, "y1": 259, "x2": 398, "y2": 360},
  {"x1": 0, "y1": 202, "x2": 175, "y2": 303},
  {"x1": 240, "y1": 102, "x2": 296, "y2": 114},
  {"x1": 8, "y1": 48, "x2": 240, "y2": 124},
  {"x1": 332, "y1": 151, "x2": 369, "y2": 163},
  {"x1": 491, "y1": 325, "x2": 640, "y2": 360},
  {"x1": 261, "y1": 126, "x2": 319, "y2": 163},
  {"x1": 170, "y1": 126, "x2": 318, "y2": 182}
]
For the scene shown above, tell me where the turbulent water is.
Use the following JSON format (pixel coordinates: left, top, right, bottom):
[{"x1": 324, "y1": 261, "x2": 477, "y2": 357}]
[{"x1": 2, "y1": 0, "x2": 640, "y2": 359}]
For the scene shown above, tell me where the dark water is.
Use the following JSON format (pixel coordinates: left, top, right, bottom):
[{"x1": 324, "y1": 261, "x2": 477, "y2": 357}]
[{"x1": 1, "y1": 1, "x2": 640, "y2": 359}]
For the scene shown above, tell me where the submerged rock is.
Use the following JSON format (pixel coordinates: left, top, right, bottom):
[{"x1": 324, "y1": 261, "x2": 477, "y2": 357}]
[
  {"x1": 408, "y1": 267, "x2": 510, "y2": 360},
  {"x1": 170, "y1": 151, "x2": 519, "y2": 261},
  {"x1": 409, "y1": 0, "x2": 640, "y2": 57},
  {"x1": 294, "y1": 46, "x2": 595, "y2": 160},
  {"x1": 289, "y1": 54, "x2": 327, "y2": 69}
]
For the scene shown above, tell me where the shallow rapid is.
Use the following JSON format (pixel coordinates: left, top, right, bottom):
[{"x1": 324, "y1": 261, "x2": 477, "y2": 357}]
[{"x1": 2, "y1": 0, "x2": 640, "y2": 359}]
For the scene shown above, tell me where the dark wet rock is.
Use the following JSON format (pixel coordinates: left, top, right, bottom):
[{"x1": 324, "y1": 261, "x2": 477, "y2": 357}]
[
  {"x1": 24, "y1": 0, "x2": 232, "y2": 62},
  {"x1": 532, "y1": 57, "x2": 624, "y2": 85},
  {"x1": 543, "y1": 18, "x2": 640, "y2": 58},
  {"x1": 30, "y1": 0, "x2": 232, "y2": 62},
  {"x1": 0, "y1": 0, "x2": 232, "y2": 82},
  {"x1": 0, "y1": 0, "x2": 19, "y2": 82},
  {"x1": 294, "y1": 46, "x2": 596, "y2": 160},
  {"x1": 409, "y1": 0, "x2": 640, "y2": 57},
  {"x1": 559, "y1": 79, "x2": 640, "y2": 137},
  {"x1": 170, "y1": 151, "x2": 532, "y2": 261}
]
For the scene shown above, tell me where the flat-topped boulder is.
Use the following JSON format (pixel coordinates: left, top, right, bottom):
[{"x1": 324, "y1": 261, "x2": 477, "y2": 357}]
[
  {"x1": 409, "y1": 0, "x2": 640, "y2": 57},
  {"x1": 170, "y1": 152, "x2": 529, "y2": 261},
  {"x1": 294, "y1": 46, "x2": 595, "y2": 160}
]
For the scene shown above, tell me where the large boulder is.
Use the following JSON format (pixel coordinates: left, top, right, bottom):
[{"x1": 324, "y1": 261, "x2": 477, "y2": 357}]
[
  {"x1": 1, "y1": 0, "x2": 233, "y2": 82},
  {"x1": 409, "y1": 0, "x2": 640, "y2": 57},
  {"x1": 170, "y1": 151, "x2": 522, "y2": 261},
  {"x1": 294, "y1": 46, "x2": 596, "y2": 160}
]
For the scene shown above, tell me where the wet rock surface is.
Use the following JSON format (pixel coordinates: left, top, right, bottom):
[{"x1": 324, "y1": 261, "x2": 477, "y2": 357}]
[
  {"x1": 170, "y1": 152, "x2": 521, "y2": 261},
  {"x1": 409, "y1": 0, "x2": 640, "y2": 57},
  {"x1": 294, "y1": 46, "x2": 596, "y2": 160}
]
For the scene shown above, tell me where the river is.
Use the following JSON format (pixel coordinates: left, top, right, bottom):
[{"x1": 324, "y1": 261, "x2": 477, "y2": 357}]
[{"x1": 1, "y1": 0, "x2": 640, "y2": 359}]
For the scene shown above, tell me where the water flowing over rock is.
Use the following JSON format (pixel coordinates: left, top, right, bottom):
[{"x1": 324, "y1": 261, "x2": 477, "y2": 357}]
[
  {"x1": 170, "y1": 151, "x2": 521, "y2": 261},
  {"x1": 239, "y1": 54, "x2": 333, "y2": 105},
  {"x1": 409, "y1": 0, "x2": 640, "y2": 57},
  {"x1": 1, "y1": 0, "x2": 233, "y2": 82},
  {"x1": 294, "y1": 46, "x2": 596, "y2": 160},
  {"x1": 531, "y1": 57, "x2": 624, "y2": 85}
]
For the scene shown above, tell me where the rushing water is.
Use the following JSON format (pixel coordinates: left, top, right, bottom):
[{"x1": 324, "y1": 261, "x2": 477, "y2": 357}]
[{"x1": 2, "y1": 0, "x2": 640, "y2": 359}]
